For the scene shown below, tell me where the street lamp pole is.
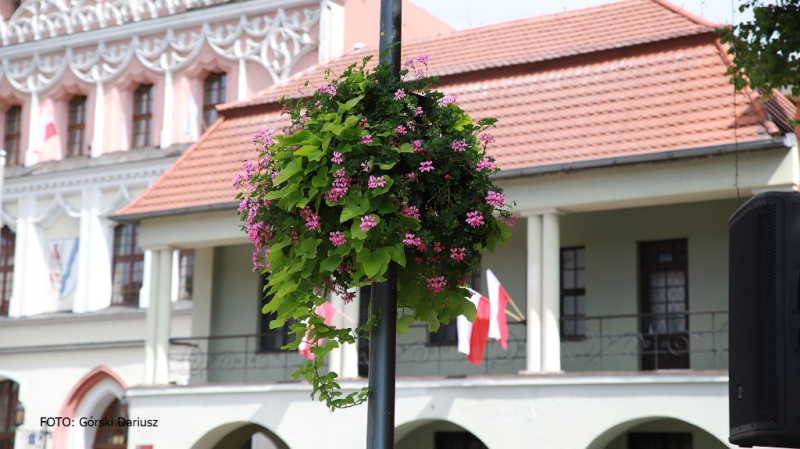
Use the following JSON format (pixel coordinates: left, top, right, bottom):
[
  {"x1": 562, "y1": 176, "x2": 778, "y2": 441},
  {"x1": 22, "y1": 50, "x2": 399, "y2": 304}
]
[{"x1": 366, "y1": 2, "x2": 401, "y2": 448}]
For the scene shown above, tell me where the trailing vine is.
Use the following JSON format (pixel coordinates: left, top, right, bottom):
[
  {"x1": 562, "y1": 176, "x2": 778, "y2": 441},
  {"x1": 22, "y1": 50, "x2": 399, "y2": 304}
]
[{"x1": 234, "y1": 51, "x2": 514, "y2": 410}]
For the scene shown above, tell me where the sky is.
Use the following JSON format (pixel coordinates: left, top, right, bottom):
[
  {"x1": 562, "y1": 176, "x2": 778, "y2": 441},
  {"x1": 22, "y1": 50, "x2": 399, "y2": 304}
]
[{"x1": 412, "y1": 0, "x2": 767, "y2": 30}]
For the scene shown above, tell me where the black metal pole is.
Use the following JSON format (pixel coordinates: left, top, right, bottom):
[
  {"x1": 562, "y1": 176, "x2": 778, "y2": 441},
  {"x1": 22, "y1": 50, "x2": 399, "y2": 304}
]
[{"x1": 367, "y1": 2, "x2": 400, "y2": 448}]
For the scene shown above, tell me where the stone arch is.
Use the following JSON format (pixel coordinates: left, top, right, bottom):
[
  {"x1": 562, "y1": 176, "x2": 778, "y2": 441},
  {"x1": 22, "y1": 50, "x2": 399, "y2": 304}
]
[
  {"x1": 190, "y1": 421, "x2": 290, "y2": 449},
  {"x1": 52, "y1": 366, "x2": 127, "y2": 449},
  {"x1": 586, "y1": 416, "x2": 729, "y2": 449},
  {"x1": 396, "y1": 419, "x2": 489, "y2": 449}
]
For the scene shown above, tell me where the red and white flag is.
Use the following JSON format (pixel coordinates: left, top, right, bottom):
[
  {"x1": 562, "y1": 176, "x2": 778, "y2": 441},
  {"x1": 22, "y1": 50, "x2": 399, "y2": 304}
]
[
  {"x1": 299, "y1": 301, "x2": 337, "y2": 360},
  {"x1": 457, "y1": 290, "x2": 491, "y2": 366},
  {"x1": 486, "y1": 269, "x2": 510, "y2": 350},
  {"x1": 457, "y1": 270, "x2": 512, "y2": 365}
]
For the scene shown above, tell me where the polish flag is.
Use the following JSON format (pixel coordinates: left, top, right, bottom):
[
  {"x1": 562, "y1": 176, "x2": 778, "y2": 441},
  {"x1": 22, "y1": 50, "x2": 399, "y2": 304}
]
[
  {"x1": 486, "y1": 269, "x2": 510, "y2": 350},
  {"x1": 299, "y1": 301, "x2": 337, "y2": 360},
  {"x1": 456, "y1": 290, "x2": 491, "y2": 366},
  {"x1": 37, "y1": 107, "x2": 60, "y2": 159}
]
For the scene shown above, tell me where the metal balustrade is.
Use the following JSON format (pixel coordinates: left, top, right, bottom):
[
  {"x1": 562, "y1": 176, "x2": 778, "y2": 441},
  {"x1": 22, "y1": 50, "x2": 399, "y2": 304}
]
[{"x1": 168, "y1": 310, "x2": 728, "y2": 384}]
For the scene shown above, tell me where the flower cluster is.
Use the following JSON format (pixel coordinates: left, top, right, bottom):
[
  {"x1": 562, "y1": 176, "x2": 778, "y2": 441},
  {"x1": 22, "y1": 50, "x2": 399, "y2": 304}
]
[{"x1": 235, "y1": 52, "x2": 513, "y2": 411}]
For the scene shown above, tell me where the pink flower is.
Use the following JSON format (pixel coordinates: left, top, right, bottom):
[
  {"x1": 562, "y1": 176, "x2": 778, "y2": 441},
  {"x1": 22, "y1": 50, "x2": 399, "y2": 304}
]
[
  {"x1": 479, "y1": 133, "x2": 495, "y2": 144},
  {"x1": 403, "y1": 233, "x2": 418, "y2": 246},
  {"x1": 451, "y1": 139, "x2": 467, "y2": 153},
  {"x1": 394, "y1": 89, "x2": 406, "y2": 100},
  {"x1": 450, "y1": 247, "x2": 466, "y2": 262},
  {"x1": 438, "y1": 95, "x2": 458, "y2": 106},
  {"x1": 401, "y1": 206, "x2": 420, "y2": 219},
  {"x1": 395, "y1": 125, "x2": 407, "y2": 135},
  {"x1": 326, "y1": 168, "x2": 351, "y2": 204},
  {"x1": 317, "y1": 82, "x2": 337, "y2": 99},
  {"x1": 486, "y1": 190, "x2": 504, "y2": 208},
  {"x1": 362, "y1": 134, "x2": 373, "y2": 144},
  {"x1": 476, "y1": 157, "x2": 495, "y2": 172},
  {"x1": 414, "y1": 106, "x2": 423, "y2": 117},
  {"x1": 329, "y1": 231, "x2": 347, "y2": 247},
  {"x1": 358, "y1": 118, "x2": 368, "y2": 129},
  {"x1": 411, "y1": 140, "x2": 424, "y2": 153},
  {"x1": 500, "y1": 214, "x2": 517, "y2": 227},
  {"x1": 433, "y1": 242, "x2": 443, "y2": 253},
  {"x1": 416, "y1": 68, "x2": 424, "y2": 77},
  {"x1": 407, "y1": 172, "x2": 418, "y2": 181},
  {"x1": 406, "y1": 120, "x2": 416, "y2": 132},
  {"x1": 360, "y1": 215, "x2": 377, "y2": 233},
  {"x1": 291, "y1": 230, "x2": 299, "y2": 244},
  {"x1": 404, "y1": 57, "x2": 415, "y2": 68},
  {"x1": 361, "y1": 161, "x2": 370, "y2": 172},
  {"x1": 368, "y1": 175, "x2": 386, "y2": 189},
  {"x1": 419, "y1": 161, "x2": 434, "y2": 173},
  {"x1": 416, "y1": 53, "x2": 429, "y2": 64},
  {"x1": 300, "y1": 207, "x2": 321, "y2": 231},
  {"x1": 331, "y1": 151, "x2": 343, "y2": 164},
  {"x1": 426, "y1": 276, "x2": 446, "y2": 295},
  {"x1": 465, "y1": 211, "x2": 484, "y2": 228},
  {"x1": 232, "y1": 172, "x2": 241, "y2": 189},
  {"x1": 251, "y1": 127, "x2": 276, "y2": 144}
]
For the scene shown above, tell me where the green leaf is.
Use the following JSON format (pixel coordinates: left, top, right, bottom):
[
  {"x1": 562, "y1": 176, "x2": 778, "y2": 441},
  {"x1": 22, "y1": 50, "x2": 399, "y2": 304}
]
[
  {"x1": 346, "y1": 94, "x2": 364, "y2": 109},
  {"x1": 340, "y1": 195, "x2": 361, "y2": 223},
  {"x1": 397, "y1": 214, "x2": 421, "y2": 231},
  {"x1": 265, "y1": 185, "x2": 289, "y2": 200},
  {"x1": 389, "y1": 243, "x2": 406, "y2": 268},
  {"x1": 397, "y1": 315, "x2": 416, "y2": 334},
  {"x1": 342, "y1": 114, "x2": 361, "y2": 130},
  {"x1": 323, "y1": 122, "x2": 345, "y2": 136},
  {"x1": 295, "y1": 145, "x2": 320, "y2": 157},
  {"x1": 300, "y1": 237, "x2": 321, "y2": 256},
  {"x1": 397, "y1": 143, "x2": 414, "y2": 153},
  {"x1": 311, "y1": 168, "x2": 330, "y2": 188},
  {"x1": 377, "y1": 160, "x2": 397, "y2": 170},
  {"x1": 320, "y1": 254, "x2": 344, "y2": 273},
  {"x1": 274, "y1": 159, "x2": 303, "y2": 185},
  {"x1": 454, "y1": 112, "x2": 472, "y2": 130},
  {"x1": 350, "y1": 220, "x2": 367, "y2": 240},
  {"x1": 357, "y1": 248, "x2": 391, "y2": 279}
]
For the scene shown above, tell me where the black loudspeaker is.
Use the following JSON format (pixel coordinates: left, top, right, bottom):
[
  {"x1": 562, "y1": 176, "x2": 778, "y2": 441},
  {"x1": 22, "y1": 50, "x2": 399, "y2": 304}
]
[{"x1": 729, "y1": 191, "x2": 800, "y2": 448}]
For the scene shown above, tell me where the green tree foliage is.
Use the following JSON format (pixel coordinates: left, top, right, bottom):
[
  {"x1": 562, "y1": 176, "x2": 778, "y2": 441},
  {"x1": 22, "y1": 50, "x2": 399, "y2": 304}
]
[{"x1": 719, "y1": 1, "x2": 800, "y2": 97}]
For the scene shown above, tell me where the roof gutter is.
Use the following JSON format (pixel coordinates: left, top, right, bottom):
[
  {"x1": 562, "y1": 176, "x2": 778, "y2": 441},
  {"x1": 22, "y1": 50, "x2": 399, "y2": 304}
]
[
  {"x1": 490, "y1": 136, "x2": 794, "y2": 180},
  {"x1": 114, "y1": 136, "x2": 794, "y2": 222},
  {"x1": 111, "y1": 201, "x2": 239, "y2": 224}
]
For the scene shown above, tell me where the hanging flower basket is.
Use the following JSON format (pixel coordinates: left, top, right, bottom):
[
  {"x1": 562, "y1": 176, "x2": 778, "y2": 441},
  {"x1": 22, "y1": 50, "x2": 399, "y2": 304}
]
[{"x1": 234, "y1": 51, "x2": 514, "y2": 409}]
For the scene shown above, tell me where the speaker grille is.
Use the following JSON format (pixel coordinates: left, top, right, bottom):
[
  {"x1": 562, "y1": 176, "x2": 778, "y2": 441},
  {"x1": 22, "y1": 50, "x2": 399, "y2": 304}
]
[{"x1": 730, "y1": 201, "x2": 779, "y2": 427}]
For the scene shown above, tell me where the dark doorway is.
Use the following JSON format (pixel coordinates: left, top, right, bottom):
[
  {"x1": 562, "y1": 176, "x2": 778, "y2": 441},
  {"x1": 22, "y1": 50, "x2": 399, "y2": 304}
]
[
  {"x1": 629, "y1": 432, "x2": 693, "y2": 449},
  {"x1": 640, "y1": 239, "x2": 689, "y2": 370}
]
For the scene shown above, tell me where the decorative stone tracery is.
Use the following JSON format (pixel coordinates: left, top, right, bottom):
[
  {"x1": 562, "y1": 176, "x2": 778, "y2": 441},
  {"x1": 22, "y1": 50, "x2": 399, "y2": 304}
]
[{"x1": 0, "y1": 1, "x2": 321, "y2": 95}]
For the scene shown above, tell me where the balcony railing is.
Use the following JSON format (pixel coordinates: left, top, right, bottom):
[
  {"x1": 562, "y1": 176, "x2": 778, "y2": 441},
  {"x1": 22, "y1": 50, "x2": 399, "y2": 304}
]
[
  {"x1": 169, "y1": 310, "x2": 728, "y2": 384},
  {"x1": 561, "y1": 309, "x2": 728, "y2": 372}
]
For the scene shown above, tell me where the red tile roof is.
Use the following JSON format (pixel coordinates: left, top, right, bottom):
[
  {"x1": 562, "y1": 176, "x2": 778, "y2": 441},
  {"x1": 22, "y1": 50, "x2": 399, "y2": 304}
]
[{"x1": 118, "y1": 0, "x2": 796, "y2": 218}]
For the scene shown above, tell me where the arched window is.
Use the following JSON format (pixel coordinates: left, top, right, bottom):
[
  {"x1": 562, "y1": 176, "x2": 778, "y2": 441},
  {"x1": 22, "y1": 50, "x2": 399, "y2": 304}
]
[
  {"x1": 92, "y1": 398, "x2": 127, "y2": 449},
  {"x1": 202, "y1": 72, "x2": 226, "y2": 129},
  {"x1": 111, "y1": 224, "x2": 144, "y2": 306},
  {"x1": 132, "y1": 84, "x2": 153, "y2": 148},
  {"x1": 68, "y1": 95, "x2": 88, "y2": 157},
  {"x1": 0, "y1": 380, "x2": 20, "y2": 449},
  {"x1": 4, "y1": 106, "x2": 22, "y2": 166},
  {"x1": 0, "y1": 226, "x2": 15, "y2": 317}
]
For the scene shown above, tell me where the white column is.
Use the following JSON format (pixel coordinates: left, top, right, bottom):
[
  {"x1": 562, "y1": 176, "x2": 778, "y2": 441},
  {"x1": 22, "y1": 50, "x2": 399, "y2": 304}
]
[
  {"x1": 91, "y1": 82, "x2": 104, "y2": 157},
  {"x1": 160, "y1": 68, "x2": 173, "y2": 148},
  {"x1": 541, "y1": 213, "x2": 562, "y2": 372},
  {"x1": 83, "y1": 188, "x2": 113, "y2": 312},
  {"x1": 8, "y1": 197, "x2": 30, "y2": 317},
  {"x1": 144, "y1": 248, "x2": 173, "y2": 384},
  {"x1": 238, "y1": 55, "x2": 248, "y2": 101},
  {"x1": 190, "y1": 247, "x2": 214, "y2": 384},
  {"x1": 24, "y1": 92, "x2": 39, "y2": 167},
  {"x1": 524, "y1": 214, "x2": 542, "y2": 373}
]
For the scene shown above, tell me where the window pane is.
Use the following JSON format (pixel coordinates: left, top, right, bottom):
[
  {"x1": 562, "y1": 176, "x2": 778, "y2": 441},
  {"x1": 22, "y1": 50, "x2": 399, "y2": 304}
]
[
  {"x1": 563, "y1": 296, "x2": 575, "y2": 316},
  {"x1": 562, "y1": 249, "x2": 575, "y2": 269},
  {"x1": 576, "y1": 268, "x2": 585, "y2": 289},
  {"x1": 563, "y1": 270, "x2": 575, "y2": 289}
]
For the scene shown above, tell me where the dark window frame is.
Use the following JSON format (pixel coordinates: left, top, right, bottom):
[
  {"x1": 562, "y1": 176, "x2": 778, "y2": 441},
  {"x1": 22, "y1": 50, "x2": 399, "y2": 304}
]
[
  {"x1": 67, "y1": 95, "x2": 88, "y2": 157},
  {"x1": 434, "y1": 431, "x2": 489, "y2": 449},
  {"x1": 0, "y1": 226, "x2": 14, "y2": 317},
  {"x1": 4, "y1": 105, "x2": 22, "y2": 166},
  {"x1": 92, "y1": 398, "x2": 127, "y2": 449},
  {"x1": 131, "y1": 84, "x2": 153, "y2": 148},
  {"x1": 0, "y1": 380, "x2": 19, "y2": 449},
  {"x1": 628, "y1": 432, "x2": 693, "y2": 449},
  {"x1": 178, "y1": 249, "x2": 195, "y2": 300},
  {"x1": 202, "y1": 72, "x2": 226, "y2": 130},
  {"x1": 111, "y1": 224, "x2": 144, "y2": 306},
  {"x1": 560, "y1": 246, "x2": 586, "y2": 341}
]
